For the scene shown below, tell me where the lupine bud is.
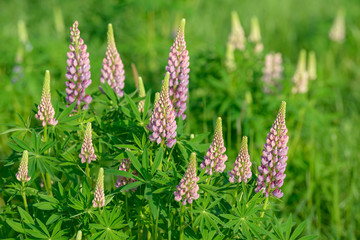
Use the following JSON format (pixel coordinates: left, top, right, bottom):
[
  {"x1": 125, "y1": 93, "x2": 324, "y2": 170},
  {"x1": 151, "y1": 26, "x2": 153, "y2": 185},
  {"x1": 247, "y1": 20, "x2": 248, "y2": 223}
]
[
  {"x1": 229, "y1": 136, "x2": 252, "y2": 183},
  {"x1": 292, "y1": 50, "x2": 309, "y2": 94},
  {"x1": 308, "y1": 51, "x2": 317, "y2": 81},
  {"x1": 329, "y1": 9, "x2": 345, "y2": 43},
  {"x1": 138, "y1": 77, "x2": 146, "y2": 113},
  {"x1": 16, "y1": 150, "x2": 31, "y2": 183},
  {"x1": 35, "y1": 70, "x2": 58, "y2": 126},
  {"x1": 115, "y1": 158, "x2": 138, "y2": 192},
  {"x1": 174, "y1": 153, "x2": 200, "y2": 205},
  {"x1": 76, "y1": 230, "x2": 82, "y2": 240},
  {"x1": 93, "y1": 168, "x2": 105, "y2": 208},
  {"x1": 262, "y1": 53, "x2": 283, "y2": 93},
  {"x1": 225, "y1": 43, "x2": 236, "y2": 72},
  {"x1": 100, "y1": 23, "x2": 125, "y2": 97},
  {"x1": 255, "y1": 101, "x2": 288, "y2": 198},
  {"x1": 228, "y1": 11, "x2": 246, "y2": 51},
  {"x1": 65, "y1": 21, "x2": 92, "y2": 110},
  {"x1": 200, "y1": 117, "x2": 228, "y2": 175},
  {"x1": 146, "y1": 72, "x2": 177, "y2": 148},
  {"x1": 79, "y1": 123, "x2": 96, "y2": 164},
  {"x1": 165, "y1": 18, "x2": 190, "y2": 120},
  {"x1": 248, "y1": 17, "x2": 263, "y2": 53}
]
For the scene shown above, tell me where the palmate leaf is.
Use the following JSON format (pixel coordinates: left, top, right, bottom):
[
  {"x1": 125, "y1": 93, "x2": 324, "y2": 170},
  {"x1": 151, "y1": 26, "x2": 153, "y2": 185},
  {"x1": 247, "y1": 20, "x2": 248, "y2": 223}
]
[
  {"x1": 17, "y1": 206, "x2": 34, "y2": 224},
  {"x1": 151, "y1": 146, "x2": 163, "y2": 175}
]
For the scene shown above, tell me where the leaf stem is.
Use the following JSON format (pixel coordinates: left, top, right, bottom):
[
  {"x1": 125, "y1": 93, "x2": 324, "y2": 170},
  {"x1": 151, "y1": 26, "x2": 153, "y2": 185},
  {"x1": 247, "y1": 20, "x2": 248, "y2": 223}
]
[{"x1": 260, "y1": 197, "x2": 269, "y2": 218}]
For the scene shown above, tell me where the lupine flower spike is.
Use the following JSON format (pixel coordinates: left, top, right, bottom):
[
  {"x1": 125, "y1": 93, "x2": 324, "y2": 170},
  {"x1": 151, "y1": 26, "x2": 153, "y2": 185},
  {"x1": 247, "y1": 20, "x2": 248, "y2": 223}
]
[
  {"x1": 174, "y1": 153, "x2": 200, "y2": 205},
  {"x1": 138, "y1": 77, "x2": 146, "y2": 113},
  {"x1": 262, "y1": 53, "x2": 283, "y2": 93},
  {"x1": 16, "y1": 150, "x2": 31, "y2": 183},
  {"x1": 65, "y1": 21, "x2": 92, "y2": 110},
  {"x1": 308, "y1": 51, "x2": 317, "y2": 81},
  {"x1": 200, "y1": 117, "x2": 228, "y2": 175},
  {"x1": 147, "y1": 72, "x2": 177, "y2": 148},
  {"x1": 100, "y1": 23, "x2": 125, "y2": 97},
  {"x1": 292, "y1": 50, "x2": 309, "y2": 94},
  {"x1": 93, "y1": 168, "x2": 105, "y2": 208},
  {"x1": 329, "y1": 9, "x2": 346, "y2": 43},
  {"x1": 229, "y1": 136, "x2": 252, "y2": 183},
  {"x1": 79, "y1": 122, "x2": 96, "y2": 164},
  {"x1": 228, "y1": 11, "x2": 246, "y2": 51},
  {"x1": 248, "y1": 17, "x2": 263, "y2": 53},
  {"x1": 225, "y1": 43, "x2": 236, "y2": 72},
  {"x1": 255, "y1": 101, "x2": 288, "y2": 198},
  {"x1": 115, "y1": 158, "x2": 138, "y2": 192},
  {"x1": 165, "y1": 18, "x2": 190, "y2": 120},
  {"x1": 35, "y1": 70, "x2": 58, "y2": 126}
]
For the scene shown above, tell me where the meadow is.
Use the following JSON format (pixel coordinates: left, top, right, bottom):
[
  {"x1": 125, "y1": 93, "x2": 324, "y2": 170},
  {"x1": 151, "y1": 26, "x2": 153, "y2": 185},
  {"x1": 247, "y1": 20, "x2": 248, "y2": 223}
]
[{"x1": 0, "y1": 0, "x2": 359, "y2": 239}]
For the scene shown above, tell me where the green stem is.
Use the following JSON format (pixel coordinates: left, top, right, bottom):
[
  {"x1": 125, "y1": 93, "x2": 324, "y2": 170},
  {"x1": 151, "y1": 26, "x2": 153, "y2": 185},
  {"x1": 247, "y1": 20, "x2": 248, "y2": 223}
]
[
  {"x1": 21, "y1": 182, "x2": 28, "y2": 212},
  {"x1": 46, "y1": 172, "x2": 53, "y2": 196},
  {"x1": 86, "y1": 162, "x2": 90, "y2": 179},
  {"x1": 180, "y1": 205, "x2": 185, "y2": 240},
  {"x1": 41, "y1": 172, "x2": 50, "y2": 195},
  {"x1": 260, "y1": 197, "x2": 269, "y2": 218},
  {"x1": 125, "y1": 193, "x2": 132, "y2": 237}
]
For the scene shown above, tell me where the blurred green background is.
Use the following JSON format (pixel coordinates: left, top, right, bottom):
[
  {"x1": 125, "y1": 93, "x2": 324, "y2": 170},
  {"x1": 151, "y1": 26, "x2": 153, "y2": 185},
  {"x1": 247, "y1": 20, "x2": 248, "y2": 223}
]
[{"x1": 1, "y1": 0, "x2": 359, "y2": 239}]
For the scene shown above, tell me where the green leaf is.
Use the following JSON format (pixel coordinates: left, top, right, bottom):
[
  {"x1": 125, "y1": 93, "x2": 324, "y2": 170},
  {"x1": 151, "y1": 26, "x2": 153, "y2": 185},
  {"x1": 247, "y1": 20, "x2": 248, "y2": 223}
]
[
  {"x1": 289, "y1": 221, "x2": 307, "y2": 240},
  {"x1": 124, "y1": 94, "x2": 141, "y2": 121},
  {"x1": 285, "y1": 214, "x2": 293, "y2": 240},
  {"x1": 298, "y1": 235, "x2": 318, "y2": 240},
  {"x1": 6, "y1": 219, "x2": 25, "y2": 233},
  {"x1": 142, "y1": 146, "x2": 149, "y2": 171},
  {"x1": 57, "y1": 102, "x2": 76, "y2": 122},
  {"x1": 33, "y1": 202, "x2": 57, "y2": 210},
  {"x1": 36, "y1": 218, "x2": 50, "y2": 236},
  {"x1": 126, "y1": 150, "x2": 144, "y2": 178},
  {"x1": 142, "y1": 92, "x2": 151, "y2": 120},
  {"x1": 39, "y1": 194, "x2": 59, "y2": 204},
  {"x1": 151, "y1": 147, "x2": 163, "y2": 175},
  {"x1": 18, "y1": 206, "x2": 35, "y2": 224},
  {"x1": 11, "y1": 137, "x2": 32, "y2": 152},
  {"x1": 105, "y1": 169, "x2": 143, "y2": 182},
  {"x1": 46, "y1": 214, "x2": 60, "y2": 225}
]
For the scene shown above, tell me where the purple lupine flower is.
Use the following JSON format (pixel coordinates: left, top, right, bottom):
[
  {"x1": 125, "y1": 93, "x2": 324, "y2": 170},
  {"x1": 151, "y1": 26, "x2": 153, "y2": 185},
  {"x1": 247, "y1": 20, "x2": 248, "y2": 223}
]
[
  {"x1": 35, "y1": 70, "x2": 58, "y2": 126},
  {"x1": 137, "y1": 76, "x2": 146, "y2": 113},
  {"x1": 165, "y1": 19, "x2": 190, "y2": 120},
  {"x1": 200, "y1": 117, "x2": 228, "y2": 175},
  {"x1": 16, "y1": 150, "x2": 31, "y2": 183},
  {"x1": 146, "y1": 72, "x2": 177, "y2": 148},
  {"x1": 229, "y1": 136, "x2": 252, "y2": 183},
  {"x1": 79, "y1": 122, "x2": 96, "y2": 164},
  {"x1": 100, "y1": 23, "x2": 125, "y2": 97},
  {"x1": 93, "y1": 168, "x2": 105, "y2": 208},
  {"x1": 65, "y1": 21, "x2": 92, "y2": 110},
  {"x1": 255, "y1": 101, "x2": 288, "y2": 198},
  {"x1": 115, "y1": 158, "x2": 138, "y2": 192},
  {"x1": 174, "y1": 153, "x2": 200, "y2": 205}
]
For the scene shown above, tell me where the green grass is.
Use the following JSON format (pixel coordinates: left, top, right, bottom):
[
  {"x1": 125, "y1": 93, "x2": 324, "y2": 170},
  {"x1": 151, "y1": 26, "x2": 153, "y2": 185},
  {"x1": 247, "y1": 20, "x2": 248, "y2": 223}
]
[{"x1": 1, "y1": 0, "x2": 359, "y2": 238}]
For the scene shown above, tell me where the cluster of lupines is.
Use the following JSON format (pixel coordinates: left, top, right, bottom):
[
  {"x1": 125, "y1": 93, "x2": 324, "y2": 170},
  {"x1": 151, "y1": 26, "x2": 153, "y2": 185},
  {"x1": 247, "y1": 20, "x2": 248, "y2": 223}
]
[
  {"x1": 93, "y1": 168, "x2": 105, "y2": 208},
  {"x1": 146, "y1": 72, "x2": 177, "y2": 148},
  {"x1": 79, "y1": 122, "x2": 96, "y2": 164},
  {"x1": 174, "y1": 153, "x2": 200, "y2": 205},
  {"x1": 100, "y1": 24, "x2": 125, "y2": 97},
  {"x1": 329, "y1": 9, "x2": 346, "y2": 43},
  {"x1": 65, "y1": 21, "x2": 92, "y2": 110},
  {"x1": 248, "y1": 17, "x2": 263, "y2": 53},
  {"x1": 229, "y1": 136, "x2": 252, "y2": 183},
  {"x1": 115, "y1": 158, "x2": 138, "y2": 192},
  {"x1": 16, "y1": 150, "x2": 31, "y2": 183},
  {"x1": 262, "y1": 53, "x2": 283, "y2": 93},
  {"x1": 255, "y1": 102, "x2": 288, "y2": 198},
  {"x1": 165, "y1": 19, "x2": 190, "y2": 120},
  {"x1": 200, "y1": 117, "x2": 228, "y2": 175},
  {"x1": 35, "y1": 70, "x2": 58, "y2": 126}
]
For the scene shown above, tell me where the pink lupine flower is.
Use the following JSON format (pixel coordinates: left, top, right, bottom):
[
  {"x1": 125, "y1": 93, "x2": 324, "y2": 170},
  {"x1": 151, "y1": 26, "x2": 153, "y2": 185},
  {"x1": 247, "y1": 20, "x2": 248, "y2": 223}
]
[
  {"x1": 262, "y1": 53, "x2": 283, "y2": 93},
  {"x1": 100, "y1": 23, "x2": 125, "y2": 97},
  {"x1": 16, "y1": 150, "x2": 31, "y2": 183},
  {"x1": 115, "y1": 158, "x2": 138, "y2": 192},
  {"x1": 255, "y1": 101, "x2": 289, "y2": 198},
  {"x1": 79, "y1": 123, "x2": 96, "y2": 164},
  {"x1": 200, "y1": 117, "x2": 228, "y2": 175},
  {"x1": 174, "y1": 153, "x2": 200, "y2": 205},
  {"x1": 146, "y1": 72, "x2": 177, "y2": 148},
  {"x1": 229, "y1": 136, "x2": 252, "y2": 183},
  {"x1": 35, "y1": 70, "x2": 58, "y2": 126},
  {"x1": 165, "y1": 19, "x2": 190, "y2": 120},
  {"x1": 93, "y1": 168, "x2": 105, "y2": 208},
  {"x1": 228, "y1": 11, "x2": 246, "y2": 51},
  {"x1": 65, "y1": 21, "x2": 92, "y2": 110}
]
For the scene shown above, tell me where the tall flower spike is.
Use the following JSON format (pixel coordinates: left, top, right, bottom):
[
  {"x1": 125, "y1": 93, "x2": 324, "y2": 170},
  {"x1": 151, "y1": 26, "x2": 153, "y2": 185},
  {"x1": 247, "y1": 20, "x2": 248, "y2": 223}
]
[
  {"x1": 248, "y1": 17, "x2": 263, "y2": 53},
  {"x1": 308, "y1": 51, "x2": 317, "y2": 81},
  {"x1": 262, "y1": 53, "x2": 283, "y2": 93},
  {"x1": 79, "y1": 122, "x2": 96, "y2": 164},
  {"x1": 35, "y1": 70, "x2": 58, "y2": 126},
  {"x1": 100, "y1": 23, "x2": 125, "y2": 97},
  {"x1": 165, "y1": 18, "x2": 190, "y2": 120},
  {"x1": 229, "y1": 136, "x2": 252, "y2": 183},
  {"x1": 146, "y1": 72, "x2": 177, "y2": 148},
  {"x1": 255, "y1": 101, "x2": 288, "y2": 198},
  {"x1": 138, "y1": 77, "x2": 146, "y2": 113},
  {"x1": 329, "y1": 9, "x2": 345, "y2": 43},
  {"x1": 115, "y1": 158, "x2": 138, "y2": 192},
  {"x1": 292, "y1": 50, "x2": 309, "y2": 94},
  {"x1": 16, "y1": 150, "x2": 31, "y2": 183},
  {"x1": 200, "y1": 117, "x2": 228, "y2": 175},
  {"x1": 174, "y1": 153, "x2": 200, "y2": 205},
  {"x1": 65, "y1": 21, "x2": 92, "y2": 110},
  {"x1": 228, "y1": 11, "x2": 246, "y2": 51},
  {"x1": 93, "y1": 168, "x2": 105, "y2": 208}
]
